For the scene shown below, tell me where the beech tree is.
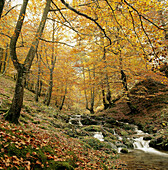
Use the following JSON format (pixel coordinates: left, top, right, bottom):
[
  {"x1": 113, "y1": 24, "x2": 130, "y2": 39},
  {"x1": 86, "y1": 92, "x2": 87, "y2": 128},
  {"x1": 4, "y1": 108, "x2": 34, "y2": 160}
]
[
  {"x1": 5, "y1": 0, "x2": 52, "y2": 123},
  {"x1": 1, "y1": 0, "x2": 167, "y2": 119}
]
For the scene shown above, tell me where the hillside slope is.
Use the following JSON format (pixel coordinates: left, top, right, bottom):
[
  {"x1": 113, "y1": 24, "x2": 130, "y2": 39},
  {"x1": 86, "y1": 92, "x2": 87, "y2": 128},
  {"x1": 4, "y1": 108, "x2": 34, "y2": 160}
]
[{"x1": 0, "y1": 76, "x2": 124, "y2": 170}]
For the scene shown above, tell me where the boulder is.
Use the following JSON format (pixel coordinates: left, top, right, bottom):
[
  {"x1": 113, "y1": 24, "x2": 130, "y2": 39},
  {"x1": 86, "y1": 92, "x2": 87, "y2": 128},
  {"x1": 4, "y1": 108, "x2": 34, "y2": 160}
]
[
  {"x1": 149, "y1": 136, "x2": 168, "y2": 150},
  {"x1": 81, "y1": 116, "x2": 99, "y2": 125},
  {"x1": 120, "y1": 148, "x2": 129, "y2": 153}
]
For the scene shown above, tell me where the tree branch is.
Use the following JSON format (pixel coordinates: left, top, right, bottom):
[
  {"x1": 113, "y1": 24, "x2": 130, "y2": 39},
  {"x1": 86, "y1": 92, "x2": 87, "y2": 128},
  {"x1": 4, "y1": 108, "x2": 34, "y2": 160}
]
[
  {"x1": 124, "y1": 0, "x2": 165, "y2": 31},
  {"x1": 51, "y1": 0, "x2": 73, "y2": 28},
  {"x1": 139, "y1": 15, "x2": 157, "y2": 57},
  {"x1": 105, "y1": 0, "x2": 134, "y2": 48},
  {"x1": 2, "y1": 4, "x2": 22, "y2": 18},
  {"x1": 24, "y1": 0, "x2": 52, "y2": 71},
  {"x1": 50, "y1": 2, "x2": 94, "y2": 11},
  {"x1": 0, "y1": 32, "x2": 11, "y2": 39},
  {"x1": 39, "y1": 37, "x2": 74, "y2": 47},
  {"x1": 129, "y1": 11, "x2": 147, "y2": 59},
  {"x1": 10, "y1": 0, "x2": 28, "y2": 70},
  {"x1": 60, "y1": 0, "x2": 111, "y2": 45}
]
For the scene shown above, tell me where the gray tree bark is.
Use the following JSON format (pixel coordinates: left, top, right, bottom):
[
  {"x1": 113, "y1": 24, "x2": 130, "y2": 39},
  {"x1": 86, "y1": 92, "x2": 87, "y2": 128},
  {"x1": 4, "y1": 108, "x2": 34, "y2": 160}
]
[{"x1": 5, "y1": 0, "x2": 52, "y2": 123}]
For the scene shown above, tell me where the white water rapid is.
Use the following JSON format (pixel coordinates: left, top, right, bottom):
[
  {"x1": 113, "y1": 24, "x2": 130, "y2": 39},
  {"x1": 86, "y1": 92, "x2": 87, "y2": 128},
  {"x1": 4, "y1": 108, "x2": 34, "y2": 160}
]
[
  {"x1": 133, "y1": 127, "x2": 168, "y2": 156},
  {"x1": 93, "y1": 132, "x2": 104, "y2": 141},
  {"x1": 69, "y1": 115, "x2": 83, "y2": 126}
]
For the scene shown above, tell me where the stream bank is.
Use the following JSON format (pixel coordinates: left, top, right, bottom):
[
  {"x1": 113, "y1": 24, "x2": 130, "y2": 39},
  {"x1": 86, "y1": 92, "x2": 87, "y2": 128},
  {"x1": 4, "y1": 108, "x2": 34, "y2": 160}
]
[{"x1": 64, "y1": 114, "x2": 168, "y2": 169}]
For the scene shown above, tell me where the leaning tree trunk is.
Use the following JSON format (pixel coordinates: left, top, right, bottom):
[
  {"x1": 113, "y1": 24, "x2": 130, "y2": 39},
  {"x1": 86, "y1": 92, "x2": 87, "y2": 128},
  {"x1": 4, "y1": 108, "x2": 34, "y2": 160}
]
[
  {"x1": 5, "y1": 0, "x2": 51, "y2": 123},
  {"x1": 5, "y1": 0, "x2": 28, "y2": 123},
  {"x1": 5, "y1": 68, "x2": 25, "y2": 123}
]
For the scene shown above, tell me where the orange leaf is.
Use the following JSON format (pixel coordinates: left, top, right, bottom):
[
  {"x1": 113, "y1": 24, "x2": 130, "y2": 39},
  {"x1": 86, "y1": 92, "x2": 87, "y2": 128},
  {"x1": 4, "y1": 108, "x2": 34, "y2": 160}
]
[
  {"x1": 26, "y1": 153, "x2": 30, "y2": 158},
  {"x1": 36, "y1": 160, "x2": 41, "y2": 165}
]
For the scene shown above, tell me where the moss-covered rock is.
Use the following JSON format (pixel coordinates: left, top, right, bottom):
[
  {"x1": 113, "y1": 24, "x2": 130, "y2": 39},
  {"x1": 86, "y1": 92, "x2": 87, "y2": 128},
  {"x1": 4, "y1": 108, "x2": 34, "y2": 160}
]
[
  {"x1": 64, "y1": 128, "x2": 78, "y2": 138},
  {"x1": 120, "y1": 148, "x2": 128, "y2": 153},
  {"x1": 121, "y1": 123, "x2": 135, "y2": 131},
  {"x1": 82, "y1": 125, "x2": 102, "y2": 132},
  {"x1": 143, "y1": 136, "x2": 152, "y2": 140},
  {"x1": 82, "y1": 137, "x2": 105, "y2": 150},
  {"x1": 82, "y1": 136, "x2": 115, "y2": 154},
  {"x1": 124, "y1": 141, "x2": 134, "y2": 149},
  {"x1": 105, "y1": 118, "x2": 117, "y2": 125},
  {"x1": 81, "y1": 116, "x2": 99, "y2": 125},
  {"x1": 149, "y1": 136, "x2": 168, "y2": 151},
  {"x1": 120, "y1": 130, "x2": 128, "y2": 136}
]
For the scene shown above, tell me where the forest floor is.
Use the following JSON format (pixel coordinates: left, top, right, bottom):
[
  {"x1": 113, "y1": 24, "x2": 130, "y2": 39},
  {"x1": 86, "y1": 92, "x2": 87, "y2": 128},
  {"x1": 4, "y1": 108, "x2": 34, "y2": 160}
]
[
  {"x1": 0, "y1": 75, "x2": 126, "y2": 170},
  {"x1": 0, "y1": 75, "x2": 168, "y2": 169}
]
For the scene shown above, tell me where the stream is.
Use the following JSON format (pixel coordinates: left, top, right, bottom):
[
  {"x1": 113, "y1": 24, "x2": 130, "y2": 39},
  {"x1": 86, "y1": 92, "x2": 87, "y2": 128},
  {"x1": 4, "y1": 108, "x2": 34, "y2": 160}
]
[
  {"x1": 69, "y1": 115, "x2": 168, "y2": 169},
  {"x1": 120, "y1": 126, "x2": 168, "y2": 170}
]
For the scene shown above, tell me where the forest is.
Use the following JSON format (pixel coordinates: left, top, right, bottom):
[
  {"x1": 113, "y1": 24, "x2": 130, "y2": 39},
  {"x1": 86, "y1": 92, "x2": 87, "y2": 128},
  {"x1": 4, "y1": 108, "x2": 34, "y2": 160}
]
[{"x1": 0, "y1": 0, "x2": 168, "y2": 169}]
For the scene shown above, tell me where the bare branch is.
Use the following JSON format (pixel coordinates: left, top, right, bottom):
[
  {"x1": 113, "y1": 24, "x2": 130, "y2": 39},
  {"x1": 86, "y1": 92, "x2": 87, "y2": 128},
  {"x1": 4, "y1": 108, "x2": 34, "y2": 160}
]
[
  {"x1": 139, "y1": 15, "x2": 157, "y2": 57},
  {"x1": 105, "y1": 0, "x2": 134, "y2": 48},
  {"x1": 124, "y1": 0, "x2": 165, "y2": 31},
  {"x1": 2, "y1": 4, "x2": 22, "y2": 18},
  {"x1": 60, "y1": 0, "x2": 111, "y2": 45},
  {"x1": 51, "y1": 0, "x2": 73, "y2": 28},
  {"x1": 39, "y1": 37, "x2": 74, "y2": 47},
  {"x1": 0, "y1": 32, "x2": 11, "y2": 39},
  {"x1": 129, "y1": 11, "x2": 147, "y2": 58}
]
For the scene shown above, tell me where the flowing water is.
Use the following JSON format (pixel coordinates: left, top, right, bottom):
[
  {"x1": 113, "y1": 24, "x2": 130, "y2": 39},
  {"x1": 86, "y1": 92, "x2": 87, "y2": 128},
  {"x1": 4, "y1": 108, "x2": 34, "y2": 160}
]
[
  {"x1": 93, "y1": 132, "x2": 104, "y2": 141},
  {"x1": 120, "y1": 126, "x2": 168, "y2": 170},
  {"x1": 133, "y1": 128, "x2": 168, "y2": 156},
  {"x1": 68, "y1": 116, "x2": 168, "y2": 169}
]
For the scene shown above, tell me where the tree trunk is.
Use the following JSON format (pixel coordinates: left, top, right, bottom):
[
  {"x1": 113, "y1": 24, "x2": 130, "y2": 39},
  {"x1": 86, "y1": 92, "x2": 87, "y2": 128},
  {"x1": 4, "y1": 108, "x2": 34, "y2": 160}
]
[
  {"x1": 5, "y1": 69, "x2": 25, "y2": 123},
  {"x1": 44, "y1": 18, "x2": 56, "y2": 106},
  {"x1": 5, "y1": 0, "x2": 51, "y2": 123},
  {"x1": 0, "y1": 0, "x2": 5, "y2": 18},
  {"x1": 120, "y1": 69, "x2": 137, "y2": 114},
  {"x1": 35, "y1": 53, "x2": 41, "y2": 102},
  {"x1": 102, "y1": 46, "x2": 112, "y2": 109},
  {"x1": 2, "y1": 44, "x2": 8, "y2": 73},
  {"x1": 102, "y1": 88, "x2": 108, "y2": 110},
  {"x1": 121, "y1": 70, "x2": 128, "y2": 91},
  {"x1": 39, "y1": 80, "x2": 42, "y2": 96},
  {"x1": 46, "y1": 71, "x2": 53, "y2": 106},
  {"x1": 82, "y1": 66, "x2": 95, "y2": 114},
  {"x1": 59, "y1": 85, "x2": 67, "y2": 110},
  {"x1": 0, "y1": 48, "x2": 4, "y2": 72},
  {"x1": 89, "y1": 67, "x2": 95, "y2": 114},
  {"x1": 35, "y1": 73, "x2": 40, "y2": 102},
  {"x1": 106, "y1": 76, "x2": 112, "y2": 108}
]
